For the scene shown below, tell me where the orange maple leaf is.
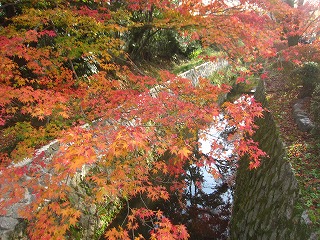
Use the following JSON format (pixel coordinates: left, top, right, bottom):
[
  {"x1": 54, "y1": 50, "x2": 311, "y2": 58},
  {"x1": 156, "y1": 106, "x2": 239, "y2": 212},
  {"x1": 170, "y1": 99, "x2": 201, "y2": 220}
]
[{"x1": 177, "y1": 147, "x2": 191, "y2": 160}]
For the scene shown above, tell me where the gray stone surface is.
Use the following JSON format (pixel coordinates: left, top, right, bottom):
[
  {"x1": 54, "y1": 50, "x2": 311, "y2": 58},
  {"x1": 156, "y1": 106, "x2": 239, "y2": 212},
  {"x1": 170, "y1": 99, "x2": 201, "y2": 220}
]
[
  {"x1": 292, "y1": 98, "x2": 315, "y2": 132},
  {"x1": 178, "y1": 59, "x2": 228, "y2": 86},
  {"x1": 0, "y1": 217, "x2": 19, "y2": 230},
  {"x1": 301, "y1": 210, "x2": 312, "y2": 225}
]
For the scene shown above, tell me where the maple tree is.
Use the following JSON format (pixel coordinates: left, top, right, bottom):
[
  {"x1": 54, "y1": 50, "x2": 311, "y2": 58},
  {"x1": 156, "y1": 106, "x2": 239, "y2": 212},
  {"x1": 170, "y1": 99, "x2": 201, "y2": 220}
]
[
  {"x1": 0, "y1": 0, "x2": 318, "y2": 239},
  {"x1": 271, "y1": 0, "x2": 320, "y2": 64}
]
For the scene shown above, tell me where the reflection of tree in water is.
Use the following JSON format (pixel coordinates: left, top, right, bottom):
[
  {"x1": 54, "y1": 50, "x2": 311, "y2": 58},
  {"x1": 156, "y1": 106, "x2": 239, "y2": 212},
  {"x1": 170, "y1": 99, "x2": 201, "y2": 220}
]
[
  {"x1": 105, "y1": 123, "x2": 236, "y2": 239},
  {"x1": 106, "y1": 160, "x2": 234, "y2": 239},
  {"x1": 161, "y1": 162, "x2": 233, "y2": 240},
  {"x1": 187, "y1": 184, "x2": 231, "y2": 240},
  {"x1": 158, "y1": 122, "x2": 237, "y2": 239}
]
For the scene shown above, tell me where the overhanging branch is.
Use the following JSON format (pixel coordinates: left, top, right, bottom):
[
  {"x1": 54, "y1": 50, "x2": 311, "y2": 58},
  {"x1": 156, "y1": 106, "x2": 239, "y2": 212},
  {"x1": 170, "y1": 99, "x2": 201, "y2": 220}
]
[{"x1": 0, "y1": 1, "x2": 21, "y2": 9}]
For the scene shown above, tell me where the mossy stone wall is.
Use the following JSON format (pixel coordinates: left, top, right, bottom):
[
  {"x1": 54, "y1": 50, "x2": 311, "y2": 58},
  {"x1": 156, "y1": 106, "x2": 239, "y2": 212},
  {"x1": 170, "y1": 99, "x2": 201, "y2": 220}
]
[{"x1": 230, "y1": 81, "x2": 313, "y2": 239}]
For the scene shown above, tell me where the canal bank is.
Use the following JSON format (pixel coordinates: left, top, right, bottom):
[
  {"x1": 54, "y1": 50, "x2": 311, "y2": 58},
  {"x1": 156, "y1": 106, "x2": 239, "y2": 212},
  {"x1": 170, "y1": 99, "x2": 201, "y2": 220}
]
[{"x1": 230, "y1": 80, "x2": 316, "y2": 240}]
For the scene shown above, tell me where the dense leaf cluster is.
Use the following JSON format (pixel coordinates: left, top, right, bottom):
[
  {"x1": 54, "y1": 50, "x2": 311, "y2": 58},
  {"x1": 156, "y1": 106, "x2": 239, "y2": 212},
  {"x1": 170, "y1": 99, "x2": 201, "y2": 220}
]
[{"x1": 0, "y1": 0, "x2": 319, "y2": 239}]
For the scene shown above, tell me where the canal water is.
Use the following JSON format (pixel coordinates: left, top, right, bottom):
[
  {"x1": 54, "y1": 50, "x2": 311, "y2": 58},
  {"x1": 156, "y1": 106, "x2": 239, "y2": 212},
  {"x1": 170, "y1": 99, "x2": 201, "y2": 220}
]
[
  {"x1": 158, "y1": 116, "x2": 236, "y2": 240},
  {"x1": 104, "y1": 116, "x2": 236, "y2": 239},
  {"x1": 105, "y1": 61, "x2": 236, "y2": 239}
]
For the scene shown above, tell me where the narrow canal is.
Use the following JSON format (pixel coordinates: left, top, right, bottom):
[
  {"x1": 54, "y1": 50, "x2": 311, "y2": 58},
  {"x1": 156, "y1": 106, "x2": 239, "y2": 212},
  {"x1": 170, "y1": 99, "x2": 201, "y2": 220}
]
[
  {"x1": 104, "y1": 61, "x2": 236, "y2": 239},
  {"x1": 159, "y1": 117, "x2": 236, "y2": 240},
  {"x1": 104, "y1": 115, "x2": 236, "y2": 240}
]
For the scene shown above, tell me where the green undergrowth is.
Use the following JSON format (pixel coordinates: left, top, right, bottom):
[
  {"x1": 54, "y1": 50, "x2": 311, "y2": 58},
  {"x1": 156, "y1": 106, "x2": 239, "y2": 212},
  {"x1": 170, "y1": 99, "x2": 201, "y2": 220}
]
[
  {"x1": 172, "y1": 48, "x2": 222, "y2": 74},
  {"x1": 287, "y1": 142, "x2": 320, "y2": 226}
]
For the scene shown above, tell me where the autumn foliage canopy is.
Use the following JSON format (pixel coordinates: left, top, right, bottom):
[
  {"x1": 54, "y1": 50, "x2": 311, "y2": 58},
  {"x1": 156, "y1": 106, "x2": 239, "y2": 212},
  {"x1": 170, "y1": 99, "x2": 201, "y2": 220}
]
[{"x1": 0, "y1": 0, "x2": 319, "y2": 239}]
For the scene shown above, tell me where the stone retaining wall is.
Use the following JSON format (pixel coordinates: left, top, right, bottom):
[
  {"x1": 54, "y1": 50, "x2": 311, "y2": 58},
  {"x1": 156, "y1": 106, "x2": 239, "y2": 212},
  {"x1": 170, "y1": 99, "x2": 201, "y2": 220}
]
[
  {"x1": 178, "y1": 59, "x2": 228, "y2": 85},
  {"x1": 230, "y1": 80, "x2": 315, "y2": 240}
]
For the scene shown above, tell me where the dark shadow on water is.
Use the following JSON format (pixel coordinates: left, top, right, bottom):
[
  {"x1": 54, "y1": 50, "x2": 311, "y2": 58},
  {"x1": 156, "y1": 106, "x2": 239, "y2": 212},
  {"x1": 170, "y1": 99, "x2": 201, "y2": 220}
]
[
  {"x1": 104, "y1": 161, "x2": 234, "y2": 237},
  {"x1": 159, "y1": 165, "x2": 233, "y2": 240},
  {"x1": 103, "y1": 168, "x2": 233, "y2": 240},
  {"x1": 104, "y1": 121, "x2": 235, "y2": 239}
]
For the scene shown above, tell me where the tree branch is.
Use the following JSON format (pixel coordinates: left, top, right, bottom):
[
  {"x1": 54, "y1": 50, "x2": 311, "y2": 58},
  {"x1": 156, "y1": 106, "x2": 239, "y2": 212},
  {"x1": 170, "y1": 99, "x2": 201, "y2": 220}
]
[
  {"x1": 0, "y1": 1, "x2": 21, "y2": 9},
  {"x1": 68, "y1": 58, "x2": 79, "y2": 81}
]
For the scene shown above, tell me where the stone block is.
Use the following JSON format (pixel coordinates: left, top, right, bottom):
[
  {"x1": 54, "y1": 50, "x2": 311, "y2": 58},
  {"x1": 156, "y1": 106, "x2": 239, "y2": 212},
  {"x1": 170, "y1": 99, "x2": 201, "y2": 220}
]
[
  {"x1": 257, "y1": 188, "x2": 266, "y2": 201},
  {"x1": 270, "y1": 230, "x2": 277, "y2": 240},
  {"x1": 281, "y1": 177, "x2": 292, "y2": 192},
  {"x1": 285, "y1": 205, "x2": 293, "y2": 220},
  {"x1": 0, "y1": 217, "x2": 19, "y2": 230},
  {"x1": 292, "y1": 98, "x2": 315, "y2": 132},
  {"x1": 261, "y1": 233, "x2": 270, "y2": 240}
]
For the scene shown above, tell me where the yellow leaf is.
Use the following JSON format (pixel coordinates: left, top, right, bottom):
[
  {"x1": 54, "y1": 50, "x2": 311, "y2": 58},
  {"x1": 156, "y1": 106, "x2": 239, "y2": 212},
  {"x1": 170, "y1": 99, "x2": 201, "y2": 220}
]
[{"x1": 177, "y1": 147, "x2": 191, "y2": 160}]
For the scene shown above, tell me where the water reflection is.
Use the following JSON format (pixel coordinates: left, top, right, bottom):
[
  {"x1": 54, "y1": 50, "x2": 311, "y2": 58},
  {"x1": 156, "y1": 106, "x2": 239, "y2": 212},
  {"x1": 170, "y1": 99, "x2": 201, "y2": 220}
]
[
  {"x1": 160, "y1": 118, "x2": 236, "y2": 240},
  {"x1": 161, "y1": 181, "x2": 232, "y2": 239},
  {"x1": 103, "y1": 116, "x2": 236, "y2": 239}
]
